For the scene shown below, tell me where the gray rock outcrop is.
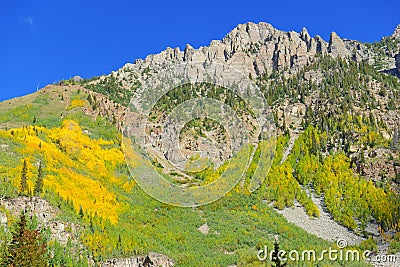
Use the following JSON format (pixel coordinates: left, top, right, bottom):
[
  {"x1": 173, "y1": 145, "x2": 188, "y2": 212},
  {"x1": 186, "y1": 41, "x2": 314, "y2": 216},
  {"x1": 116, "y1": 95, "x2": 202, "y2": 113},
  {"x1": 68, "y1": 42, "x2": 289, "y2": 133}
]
[
  {"x1": 120, "y1": 22, "x2": 353, "y2": 79},
  {"x1": 328, "y1": 32, "x2": 351, "y2": 58},
  {"x1": 0, "y1": 197, "x2": 80, "y2": 246},
  {"x1": 89, "y1": 22, "x2": 400, "y2": 97},
  {"x1": 0, "y1": 196, "x2": 58, "y2": 224},
  {"x1": 392, "y1": 24, "x2": 400, "y2": 39},
  {"x1": 84, "y1": 23, "x2": 397, "y2": 108},
  {"x1": 101, "y1": 252, "x2": 175, "y2": 267}
]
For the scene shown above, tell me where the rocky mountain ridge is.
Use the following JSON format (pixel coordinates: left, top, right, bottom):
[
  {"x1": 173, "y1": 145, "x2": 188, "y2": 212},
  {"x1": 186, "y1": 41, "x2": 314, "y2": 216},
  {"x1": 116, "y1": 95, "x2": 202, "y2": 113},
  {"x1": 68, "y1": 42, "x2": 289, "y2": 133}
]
[
  {"x1": 82, "y1": 22, "x2": 400, "y2": 190},
  {"x1": 100, "y1": 22, "x2": 400, "y2": 90}
]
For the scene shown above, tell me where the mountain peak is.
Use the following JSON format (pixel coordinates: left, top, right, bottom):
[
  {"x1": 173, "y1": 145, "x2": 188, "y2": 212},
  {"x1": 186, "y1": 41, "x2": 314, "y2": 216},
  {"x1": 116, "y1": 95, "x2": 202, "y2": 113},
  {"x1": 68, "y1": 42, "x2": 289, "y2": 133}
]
[
  {"x1": 119, "y1": 22, "x2": 398, "y2": 82},
  {"x1": 328, "y1": 31, "x2": 350, "y2": 58},
  {"x1": 392, "y1": 24, "x2": 400, "y2": 39},
  {"x1": 300, "y1": 27, "x2": 311, "y2": 43}
]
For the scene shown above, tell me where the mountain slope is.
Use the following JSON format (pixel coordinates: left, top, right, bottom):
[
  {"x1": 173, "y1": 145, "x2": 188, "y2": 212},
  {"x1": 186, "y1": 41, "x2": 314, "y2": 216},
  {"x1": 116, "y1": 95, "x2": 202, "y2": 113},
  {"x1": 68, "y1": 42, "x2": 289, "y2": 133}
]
[{"x1": 0, "y1": 22, "x2": 399, "y2": 266}]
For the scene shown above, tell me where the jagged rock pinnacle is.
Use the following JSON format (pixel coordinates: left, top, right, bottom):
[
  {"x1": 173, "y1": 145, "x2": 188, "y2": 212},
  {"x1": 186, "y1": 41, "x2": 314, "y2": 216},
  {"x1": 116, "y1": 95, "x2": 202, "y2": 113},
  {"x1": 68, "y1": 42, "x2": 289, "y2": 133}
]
[
  {"x1": 183, "y1": 44, "x2": 195, "y2": 61},
  {"x1": 123, "y1": 22, "x2": 388, "y2": 78},
  {"x1": 328, "y1": 32, "x2": 350, "y2": 58},
  {"x1": 392, "y1": 24, "x2": 400, "y2": 39}
]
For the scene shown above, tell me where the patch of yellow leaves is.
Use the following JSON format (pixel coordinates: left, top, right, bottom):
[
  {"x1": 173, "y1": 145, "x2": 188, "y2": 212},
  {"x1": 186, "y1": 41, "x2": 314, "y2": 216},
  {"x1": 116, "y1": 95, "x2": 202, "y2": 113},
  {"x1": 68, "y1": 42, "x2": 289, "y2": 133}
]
[
  {"x1": 67, "y1": 99, "x2": 86, "y2": 110},
  {"x1": 2, "y1": 120, "x2": 127, "y2": 224}
]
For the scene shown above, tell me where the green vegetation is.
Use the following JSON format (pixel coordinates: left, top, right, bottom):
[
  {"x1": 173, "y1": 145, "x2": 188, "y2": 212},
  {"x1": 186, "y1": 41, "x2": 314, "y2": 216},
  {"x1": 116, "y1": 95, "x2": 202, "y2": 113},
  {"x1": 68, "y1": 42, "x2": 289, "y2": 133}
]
[
  {"x1": 83, "y1": 75, "x2": 136, "y2": 106},
  {"x1": 33, "y1": 161, "x2": 44, "y2": 196},
  {"x1": 0, "y1": 53, "x2": 398, "y2": 266},
  {"x1": 19, "y1": 159, "x2": 28, "y2": 195},
  {"x1": 366, "y1": 36, "x2": 399, "y2": 70},
  {"x1": 257, "y1": 54, "x2": 399, "y2": 109},
  {"x1": 271, "y1": 239, "x2": 287, "y2": 267},
  {"x1": 255, "y1": 55, "x2": 400, "y2": 230},
  {"x1": 0, "y1": 115, "x2": 378, "y2": 266},
  {"x1": 1, "y1": 212, "x2": 48, "y2": 267}
]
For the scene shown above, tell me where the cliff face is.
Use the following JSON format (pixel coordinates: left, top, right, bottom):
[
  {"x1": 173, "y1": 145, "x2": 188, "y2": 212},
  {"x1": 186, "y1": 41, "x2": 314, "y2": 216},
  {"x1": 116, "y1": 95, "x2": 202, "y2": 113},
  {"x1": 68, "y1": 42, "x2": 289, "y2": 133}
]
[
  {"x1": 0, "y1": 197, "x2": 80, "y2": 247},
  {"x1": 128, "y1": 22, "x2": 339, "y2": 75},
  {"x1": 97, "y1": 22, "x2": 399, "y2": 93},
  {"x1": 101, "y1": 252, "x2": 175, "y2": 267},
  {"x1": 84, "y1": 22, "x2": 400, "y2": 181}
]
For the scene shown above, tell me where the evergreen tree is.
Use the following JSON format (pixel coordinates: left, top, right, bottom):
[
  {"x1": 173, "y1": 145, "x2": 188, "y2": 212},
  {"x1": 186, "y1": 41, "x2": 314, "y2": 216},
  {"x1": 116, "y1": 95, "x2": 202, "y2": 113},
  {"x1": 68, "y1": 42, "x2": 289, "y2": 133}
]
[
  {"x1": 271, "y1": 238, "x2": 287, "y2": 267},
  {"x1": 4, "y1": 212, "x2": 48, "y2": 267},
  {"x1": 117, "y1": 234, "x2": 123, "y2": 253},
  {"x1": 34, "y1": 161, "x2": 44, "y2": 196},
  {"x1": 79, "y1": 205, "x2": 84, "y2": 218},
  {"x1": 19, "y1": 159, "x2": 28, "y2": 195}
]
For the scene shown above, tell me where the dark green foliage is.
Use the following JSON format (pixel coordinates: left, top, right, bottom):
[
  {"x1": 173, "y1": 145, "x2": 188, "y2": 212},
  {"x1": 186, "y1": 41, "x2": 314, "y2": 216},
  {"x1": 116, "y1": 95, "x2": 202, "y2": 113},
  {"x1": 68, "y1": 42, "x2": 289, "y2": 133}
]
[
  {"x1": 2, "y1": 212, "x2": 48, "y2": 267},
  {"x1": 83, "y1": 76, "x2": 136, "y2": 106},
  {"x1": 19, "y1": 159, "x2": 27, "y2": 195},
  {"x1": 79, "y1": 205, "x2": 84, "y2": 218},
  {"x1": 368, "y1": 36, "x2": 399, "y2": 70},
  {"x1": 34, "y1": 161, "x2": 44, "y2": 196},
  {"x1": 271, "y1": 238, "x2": 287, "y2": 267},
  {"x1": 257, "y1": 55, "x2": 399, "y2": 115}
]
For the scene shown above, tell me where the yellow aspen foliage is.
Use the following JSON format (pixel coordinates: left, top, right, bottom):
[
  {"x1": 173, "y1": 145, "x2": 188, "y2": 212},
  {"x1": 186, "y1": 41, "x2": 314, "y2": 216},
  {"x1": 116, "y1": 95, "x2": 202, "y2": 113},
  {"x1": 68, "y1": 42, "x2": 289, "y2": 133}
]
[
  {"x1": 121, "y1": 180, "x2": 135, "y2": 193},
  {"x1": 67, "y1": 99, "x2": 86, "y2": 110},
  {"x1": 1, "y1": 120, "x2": 127, "y2": 224},
  {"x1": 82, "y1": 231, "x2": 109, "y2": 258},
  {"x1": 44, "y1": 168, "x2": 121, "y2": 224},
  {"x1": 275, "y1": 124, "x2": 398, "y2": 227}
]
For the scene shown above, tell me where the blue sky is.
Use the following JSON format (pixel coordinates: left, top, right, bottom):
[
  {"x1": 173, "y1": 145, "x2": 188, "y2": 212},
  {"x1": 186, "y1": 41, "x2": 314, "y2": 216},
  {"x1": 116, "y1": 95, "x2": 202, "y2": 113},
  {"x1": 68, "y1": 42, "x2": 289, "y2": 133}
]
[{"x1": 1, "y1": 0, "x2": 399, "y2": 101}]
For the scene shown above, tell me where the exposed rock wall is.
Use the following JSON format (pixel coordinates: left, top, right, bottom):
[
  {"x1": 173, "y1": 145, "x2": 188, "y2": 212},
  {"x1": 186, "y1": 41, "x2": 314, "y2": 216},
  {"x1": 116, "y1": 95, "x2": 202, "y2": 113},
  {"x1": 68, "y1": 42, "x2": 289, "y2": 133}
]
[
  {"x1": 0, "y1": 197, "x2": 80, "y2": 246},
  {"x1": 122, "y1": 22, "x2": 400, "y2": 78},
  {"x1": 101, "y1": 252, "x2": 175, "y2": 267}
]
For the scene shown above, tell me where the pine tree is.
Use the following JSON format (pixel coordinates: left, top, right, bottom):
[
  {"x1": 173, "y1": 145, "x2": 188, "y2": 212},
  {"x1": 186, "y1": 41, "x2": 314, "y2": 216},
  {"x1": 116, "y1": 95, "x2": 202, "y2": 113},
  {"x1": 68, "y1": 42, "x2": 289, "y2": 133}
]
[
  {"x1": 19, "y1": 159, "x2": 28, "y2": 195},
  {"x1": 117, "y1": 234, "x2": 122, "y2": 253},
  {"x1": 79, "y1": 205, "x2": 84, "y2": 218},
  {"x1": 271, "y1": 237, "x2": 287, "y2": 267},
  {"x1": 34, "y1": 161, "x2": 44, "y2": 196},
  {"x1": 4, "y1": 212, "x2": 48, "y2": 267}
]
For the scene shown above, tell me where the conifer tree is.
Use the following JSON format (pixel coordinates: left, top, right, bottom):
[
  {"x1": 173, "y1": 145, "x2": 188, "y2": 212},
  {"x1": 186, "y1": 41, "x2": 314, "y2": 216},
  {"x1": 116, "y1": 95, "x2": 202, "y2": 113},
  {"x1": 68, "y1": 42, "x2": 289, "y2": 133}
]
[
  {"x1": 272, "y1": 239, "x2": 287, "y2": 267},
  {"x1": 19, "y1": 159, "x2": 28, "y2": 195},
  {"x1": 4, "y1": 212, "x2": 48, "y2": 267},
  {"x1": 34, "y1": 161, "x2": 44, "y2": 196},
  {"x1": 271, "y1": 237, "x2": 287, "y2": 267},
  {"x1": 79, "y1": 205, "x2": 84, "y2": 218}
]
